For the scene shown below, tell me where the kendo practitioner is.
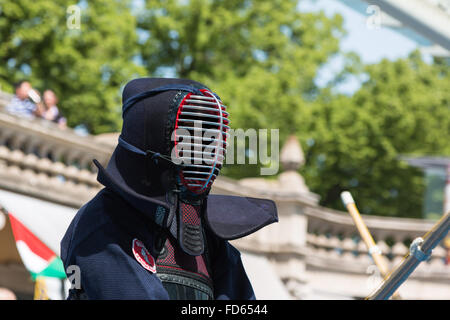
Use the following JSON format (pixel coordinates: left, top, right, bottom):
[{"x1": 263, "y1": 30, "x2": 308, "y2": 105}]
[{"x1": 60, "y1": 78, "x2": 278, "y2": 300}]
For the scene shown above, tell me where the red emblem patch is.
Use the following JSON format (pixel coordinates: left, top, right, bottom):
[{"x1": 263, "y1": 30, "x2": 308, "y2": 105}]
[{"x1": 132, "y1": 238, "x2": 156, "y2": 273}]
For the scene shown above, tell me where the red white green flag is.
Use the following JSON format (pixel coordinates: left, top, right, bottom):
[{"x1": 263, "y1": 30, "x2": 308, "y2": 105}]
[{"x1": 8, "y1": 213, "x2": 66, "y2": 280}]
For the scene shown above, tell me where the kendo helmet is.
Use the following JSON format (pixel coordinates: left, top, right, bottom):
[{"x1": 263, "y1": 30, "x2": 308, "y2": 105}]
[{"x1": 117, "y1": 78, "x2": 229, "y2": 198}]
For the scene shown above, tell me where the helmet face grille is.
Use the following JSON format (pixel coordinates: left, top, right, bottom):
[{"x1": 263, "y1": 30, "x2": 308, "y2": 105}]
[{"x1": 174, "y1": 89, "x2": 229, "y2": 194}]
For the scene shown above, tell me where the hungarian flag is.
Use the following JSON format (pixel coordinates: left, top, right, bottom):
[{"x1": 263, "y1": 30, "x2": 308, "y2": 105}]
[
  {"x1": 8, "y1": 213, "x2": 67, "y2": 299},
  {"x1": 8, "y1": 213, "x2": 66, "y2": 279}
]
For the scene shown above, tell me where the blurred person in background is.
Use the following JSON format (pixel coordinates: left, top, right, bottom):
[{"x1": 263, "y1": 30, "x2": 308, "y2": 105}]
[
  {"x1": 6, "y1": 80, "x2": 44, "y2": 118},
  {"x1": 43, "y1": 89, "x2": 67, "y2": 129}
]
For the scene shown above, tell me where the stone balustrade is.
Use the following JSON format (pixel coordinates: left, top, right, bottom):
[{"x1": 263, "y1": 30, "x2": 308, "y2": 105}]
[
  {"x1": 0, "y1": 100, "x2": 112, "y2": 171},
  {"x1": 0, "y1": 145, "x2": 100, "y2": 207},
  {"x1": 217, "y1": 180, "x2": 449, "y2": 289},
  {"x1": 304, "y1": 205, "x2": 449, "y2": 278}
]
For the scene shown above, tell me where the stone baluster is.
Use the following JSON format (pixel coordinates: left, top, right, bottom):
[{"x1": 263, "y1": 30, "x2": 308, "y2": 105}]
[{"x1": 391, "y1": 242, "x2": 408, "y2": 259}]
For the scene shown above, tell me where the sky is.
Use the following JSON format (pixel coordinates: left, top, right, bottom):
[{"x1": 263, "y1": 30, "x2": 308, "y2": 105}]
[
  {"x1": 299, "y1": 0, "x2": 421, "y2": 63},
  {"x1": 298, "y1": 0, "x2": 425, "y2": 94}
]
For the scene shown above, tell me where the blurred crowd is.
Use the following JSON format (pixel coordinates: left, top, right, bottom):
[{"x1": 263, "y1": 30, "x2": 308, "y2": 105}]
[{"x1": 5, "y1": 80, "x2": 67, "y2": 129}]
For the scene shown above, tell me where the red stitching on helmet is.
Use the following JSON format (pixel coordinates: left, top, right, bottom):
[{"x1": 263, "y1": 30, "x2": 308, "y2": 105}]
[
  {"x1": 174, "y1": 92, "x2": 192, "y2": 153},
  {"x1": 175, "y1": 89, "x2": 228, "y2": 194}
]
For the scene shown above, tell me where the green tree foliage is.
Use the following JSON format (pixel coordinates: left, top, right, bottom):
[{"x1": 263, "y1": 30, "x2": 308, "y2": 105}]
[
  {"x1": 0, "y1": 0, "x2": 143, "y2": 133},
  {"x1": 302, "y1": 52, "x2": 450, "y2": 217}
]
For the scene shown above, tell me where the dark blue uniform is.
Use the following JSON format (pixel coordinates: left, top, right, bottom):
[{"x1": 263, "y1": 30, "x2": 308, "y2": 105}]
[{"x1": 61, "y1": 188, "x2": 256, "y2": 300}]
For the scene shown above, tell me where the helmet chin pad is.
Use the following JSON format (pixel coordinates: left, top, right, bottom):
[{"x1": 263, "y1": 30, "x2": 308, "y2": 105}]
[{"x1": 173, "y1": 89, "x2": 229, "y2": 195}]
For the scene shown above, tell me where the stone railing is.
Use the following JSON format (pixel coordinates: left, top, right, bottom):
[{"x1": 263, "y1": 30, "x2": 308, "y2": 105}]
[
  {"x1": 0, "y1": 91, "x2": 116, "y2": 206},
  {"x1": 0, "y1": 94, "x2": 112, "y2": 171},
  {"x1": 215, "y1": 178, "x2": 449, "y2": 289},
  {"x1": 0, "y1": 145, "x2": 100, "y2": 207},
  {"x1": 304, "y1": 205, "x2": 448, "y2": 279}
]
